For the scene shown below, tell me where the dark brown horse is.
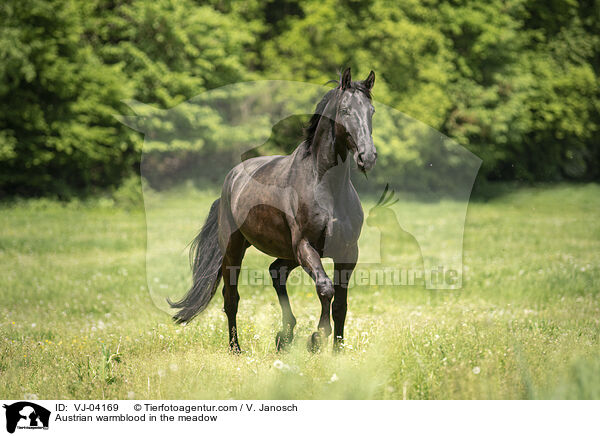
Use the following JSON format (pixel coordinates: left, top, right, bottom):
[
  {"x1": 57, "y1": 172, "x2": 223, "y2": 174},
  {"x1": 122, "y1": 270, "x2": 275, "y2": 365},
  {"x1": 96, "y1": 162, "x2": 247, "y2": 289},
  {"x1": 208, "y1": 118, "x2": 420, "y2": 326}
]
[{"x1": 168, "y1": 68, "x2": 377, "y2": 352}]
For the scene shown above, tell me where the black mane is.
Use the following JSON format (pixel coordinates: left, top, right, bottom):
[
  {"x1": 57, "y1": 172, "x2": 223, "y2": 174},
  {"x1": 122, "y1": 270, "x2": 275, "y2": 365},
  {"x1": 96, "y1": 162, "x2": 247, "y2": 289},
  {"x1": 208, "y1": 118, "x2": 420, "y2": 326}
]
[{"x1": 303, "y1": 79, "x2": 372, "y2": 149}]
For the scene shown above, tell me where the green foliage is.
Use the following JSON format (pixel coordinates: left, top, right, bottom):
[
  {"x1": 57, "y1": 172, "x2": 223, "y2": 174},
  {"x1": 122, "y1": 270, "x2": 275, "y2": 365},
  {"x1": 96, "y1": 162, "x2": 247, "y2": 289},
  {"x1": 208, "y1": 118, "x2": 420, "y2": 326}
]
[
  {"x1": 87, "y1": 0, "x2": 259, "y2": 107},
  {"x1": 0, "y1": 0, "x2": 258, "y2": 196},
  {"x1": 439, "y1": 0, "x2": 600, "y2": 181},
  {"x1": 262, "y1": 0, "x2": 599, "y2": 185},
  {"x1": 111, "y1": 174, "x2": 145, "y2": 209},
  {"x1": 0, "y1": 0, "x2": 137, "y2": 196},
  {"x1": 0, "y1": 0, "x2": 598, "y2": 196}
]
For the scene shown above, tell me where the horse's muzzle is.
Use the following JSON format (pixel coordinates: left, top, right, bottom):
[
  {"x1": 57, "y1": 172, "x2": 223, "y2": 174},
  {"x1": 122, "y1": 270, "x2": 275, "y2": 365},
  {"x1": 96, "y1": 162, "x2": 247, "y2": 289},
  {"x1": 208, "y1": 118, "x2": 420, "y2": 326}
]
[{"x1": 356, "y1": 150, "x2": 377, "y2": 172}]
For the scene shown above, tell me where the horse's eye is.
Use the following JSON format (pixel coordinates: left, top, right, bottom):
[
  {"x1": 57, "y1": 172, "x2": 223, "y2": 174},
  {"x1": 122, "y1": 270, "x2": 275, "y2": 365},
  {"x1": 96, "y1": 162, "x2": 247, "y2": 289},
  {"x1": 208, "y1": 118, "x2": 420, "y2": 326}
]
[{"x1": 340, "y1": 108, "x2": 350, "y2": 116}]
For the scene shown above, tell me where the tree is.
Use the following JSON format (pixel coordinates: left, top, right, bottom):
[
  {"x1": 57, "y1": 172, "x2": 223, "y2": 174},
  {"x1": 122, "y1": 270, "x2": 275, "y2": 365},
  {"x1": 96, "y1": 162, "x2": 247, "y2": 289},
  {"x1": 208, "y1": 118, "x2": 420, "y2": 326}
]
[{"x1": 0, "y1": 0, "x2": 135, "y2": 196}]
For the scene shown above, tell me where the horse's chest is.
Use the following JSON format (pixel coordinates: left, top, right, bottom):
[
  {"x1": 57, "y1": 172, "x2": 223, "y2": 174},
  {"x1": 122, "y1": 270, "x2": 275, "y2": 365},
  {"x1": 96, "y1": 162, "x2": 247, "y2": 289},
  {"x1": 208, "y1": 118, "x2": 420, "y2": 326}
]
[
  {"x1": 315, "y1": 205, "x2": 362, "y2": 257},
  {"x1": 300, "y1": 187, "x2": 363, "y2": 254},
  {"x1": 326, "y1": 212, "x2": 361, "y2": 245}
]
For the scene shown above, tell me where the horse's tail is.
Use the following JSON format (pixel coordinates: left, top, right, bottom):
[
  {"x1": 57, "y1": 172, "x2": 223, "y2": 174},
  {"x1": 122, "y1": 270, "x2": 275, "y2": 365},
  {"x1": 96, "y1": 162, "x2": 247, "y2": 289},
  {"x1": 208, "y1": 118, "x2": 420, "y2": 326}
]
[{"x1": 167, "y1": 198, "x2": 223, "y2": 324}]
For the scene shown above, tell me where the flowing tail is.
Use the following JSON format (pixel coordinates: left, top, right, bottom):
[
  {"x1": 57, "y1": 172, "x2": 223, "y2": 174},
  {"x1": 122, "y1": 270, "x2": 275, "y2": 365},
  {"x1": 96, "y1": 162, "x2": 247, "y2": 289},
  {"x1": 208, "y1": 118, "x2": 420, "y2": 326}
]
[{"x1": 167, "y1": 198, "x2": 223, "y2": 323}]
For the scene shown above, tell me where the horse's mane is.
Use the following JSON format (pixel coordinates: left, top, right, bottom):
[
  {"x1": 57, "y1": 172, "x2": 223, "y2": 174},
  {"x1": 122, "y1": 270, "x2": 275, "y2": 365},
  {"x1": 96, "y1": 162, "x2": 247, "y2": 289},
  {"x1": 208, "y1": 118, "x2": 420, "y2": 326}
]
[{"x1": 303, "y1": 78, "x2": 372, "y2": 149}]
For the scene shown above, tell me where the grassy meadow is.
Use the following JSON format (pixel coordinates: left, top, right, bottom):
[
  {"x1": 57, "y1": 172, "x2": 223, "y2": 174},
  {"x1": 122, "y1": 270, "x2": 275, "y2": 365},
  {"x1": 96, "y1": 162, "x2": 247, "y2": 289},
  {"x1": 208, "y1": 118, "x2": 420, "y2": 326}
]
[{"x1": 1, "y1": 183, "x2": 599, "y2": 399}]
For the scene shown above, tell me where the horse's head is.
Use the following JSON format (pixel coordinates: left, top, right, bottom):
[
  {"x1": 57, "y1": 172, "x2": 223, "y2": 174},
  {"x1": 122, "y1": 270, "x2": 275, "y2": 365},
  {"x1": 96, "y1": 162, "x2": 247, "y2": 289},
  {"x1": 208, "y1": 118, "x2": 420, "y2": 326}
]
[{"x1": 335, "y1": 67, "x2": 377, "y2": 172}]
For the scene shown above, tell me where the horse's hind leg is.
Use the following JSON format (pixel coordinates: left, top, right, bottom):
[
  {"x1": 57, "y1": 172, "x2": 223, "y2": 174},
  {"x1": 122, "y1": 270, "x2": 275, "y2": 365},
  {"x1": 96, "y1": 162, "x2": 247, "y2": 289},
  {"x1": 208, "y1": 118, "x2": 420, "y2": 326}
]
[
  {"x1": 222, "y1": 230, "x2": 248, "y2": 353},
  {"x1": 269, "y1": 258, "x2": 298, "y2": 350}
]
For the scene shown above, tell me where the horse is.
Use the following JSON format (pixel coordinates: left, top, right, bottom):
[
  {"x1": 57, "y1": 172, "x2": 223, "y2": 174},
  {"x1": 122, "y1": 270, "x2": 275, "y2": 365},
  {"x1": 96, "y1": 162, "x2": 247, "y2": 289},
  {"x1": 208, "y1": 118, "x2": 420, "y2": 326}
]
[{"x1": 168, "y1": 67, "x2": 377, "y2": 352}]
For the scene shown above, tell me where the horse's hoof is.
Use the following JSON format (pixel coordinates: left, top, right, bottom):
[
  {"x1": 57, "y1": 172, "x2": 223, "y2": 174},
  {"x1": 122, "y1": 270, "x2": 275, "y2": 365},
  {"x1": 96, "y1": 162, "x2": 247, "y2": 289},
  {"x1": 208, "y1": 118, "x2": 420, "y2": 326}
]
[
  {"x1": 229, "y1": 344, "x2": 243, "y2": 354},
  {"x1": 307, "y1": 332, "x2": 322, "y2": 353},
  {"x1": 275, "y1": 331, "x2": 292, "y2": 351},
  {"x1": 333, "y1": 339, "x2": 344, "y2": 353}
]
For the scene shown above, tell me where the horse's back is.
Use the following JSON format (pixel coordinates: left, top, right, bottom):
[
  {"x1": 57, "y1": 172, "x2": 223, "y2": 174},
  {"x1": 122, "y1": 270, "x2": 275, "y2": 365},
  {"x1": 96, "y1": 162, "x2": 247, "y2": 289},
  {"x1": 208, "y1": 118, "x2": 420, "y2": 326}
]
[{"x1": 219, "y1": 155, "x2": 299, "y2": 259}]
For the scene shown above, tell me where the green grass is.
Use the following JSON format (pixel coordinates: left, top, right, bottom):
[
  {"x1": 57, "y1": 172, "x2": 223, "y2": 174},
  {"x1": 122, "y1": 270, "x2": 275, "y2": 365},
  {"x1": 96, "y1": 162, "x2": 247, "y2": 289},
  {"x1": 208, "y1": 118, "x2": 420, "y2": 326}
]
[{"x1": 1, "y1": 183, "x2": 599, "y2": 399}]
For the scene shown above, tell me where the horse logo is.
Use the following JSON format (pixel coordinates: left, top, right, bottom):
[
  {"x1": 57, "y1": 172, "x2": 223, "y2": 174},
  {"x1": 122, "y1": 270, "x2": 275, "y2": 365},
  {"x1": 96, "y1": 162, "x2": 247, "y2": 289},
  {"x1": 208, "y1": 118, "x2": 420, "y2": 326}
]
[{"x1": 3, "y1": 402, "x2": 50, "y2": 433}]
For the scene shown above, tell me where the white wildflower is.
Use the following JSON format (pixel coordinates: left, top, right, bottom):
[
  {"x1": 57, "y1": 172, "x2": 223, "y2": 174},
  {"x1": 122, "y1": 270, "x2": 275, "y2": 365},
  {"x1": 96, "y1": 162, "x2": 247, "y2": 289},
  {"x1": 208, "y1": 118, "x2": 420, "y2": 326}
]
[{"x1": 272, "y1": 359, "x2": 290, "y2": 372}]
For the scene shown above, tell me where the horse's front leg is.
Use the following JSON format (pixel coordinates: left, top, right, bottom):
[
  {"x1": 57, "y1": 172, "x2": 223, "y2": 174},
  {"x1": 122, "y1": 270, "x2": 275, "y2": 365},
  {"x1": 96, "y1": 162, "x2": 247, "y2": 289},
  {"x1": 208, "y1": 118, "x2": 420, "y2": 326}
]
[
  {"x1": 295, "y1": 239, "x2": 334, "y2": 352},
  {"x1": 269, "y1": 258, "x2": 299, "y2": 350},
  {"x1": 333, "y1": 245, "x2": 358, "y2": 351}
]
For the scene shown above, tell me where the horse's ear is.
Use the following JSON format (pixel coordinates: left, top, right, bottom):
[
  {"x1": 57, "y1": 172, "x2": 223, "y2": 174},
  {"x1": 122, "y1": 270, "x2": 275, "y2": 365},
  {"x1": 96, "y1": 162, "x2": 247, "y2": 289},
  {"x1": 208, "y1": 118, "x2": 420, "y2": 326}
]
[
  {"x1": 364, "y1": 70, "x2": 375, "y2": 90},
  {"x1": 341, "y1": 67, "x2": 352, "y2": 90}
]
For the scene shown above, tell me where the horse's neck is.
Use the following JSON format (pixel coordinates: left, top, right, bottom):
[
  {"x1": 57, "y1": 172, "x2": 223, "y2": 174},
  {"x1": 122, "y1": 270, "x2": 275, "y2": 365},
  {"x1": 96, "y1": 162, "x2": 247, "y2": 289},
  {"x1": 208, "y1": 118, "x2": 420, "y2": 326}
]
[{"x1": 311, "y1": 119, "x2": 351, "y2": 191}]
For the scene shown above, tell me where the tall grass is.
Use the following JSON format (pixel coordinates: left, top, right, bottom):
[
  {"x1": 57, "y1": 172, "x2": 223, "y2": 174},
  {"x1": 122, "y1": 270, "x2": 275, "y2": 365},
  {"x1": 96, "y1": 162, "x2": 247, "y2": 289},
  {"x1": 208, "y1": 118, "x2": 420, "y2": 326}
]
[{"x1": 0, "y1": 184, "x2": 598, "y2": 399}]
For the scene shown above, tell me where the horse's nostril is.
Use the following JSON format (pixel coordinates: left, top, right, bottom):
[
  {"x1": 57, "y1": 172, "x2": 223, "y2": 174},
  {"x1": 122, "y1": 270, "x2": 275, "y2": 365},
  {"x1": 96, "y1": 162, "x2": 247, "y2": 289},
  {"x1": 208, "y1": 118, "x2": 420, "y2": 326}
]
[{"x1": 357, "y1": 152, "x2": 365, "y2": 164}]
